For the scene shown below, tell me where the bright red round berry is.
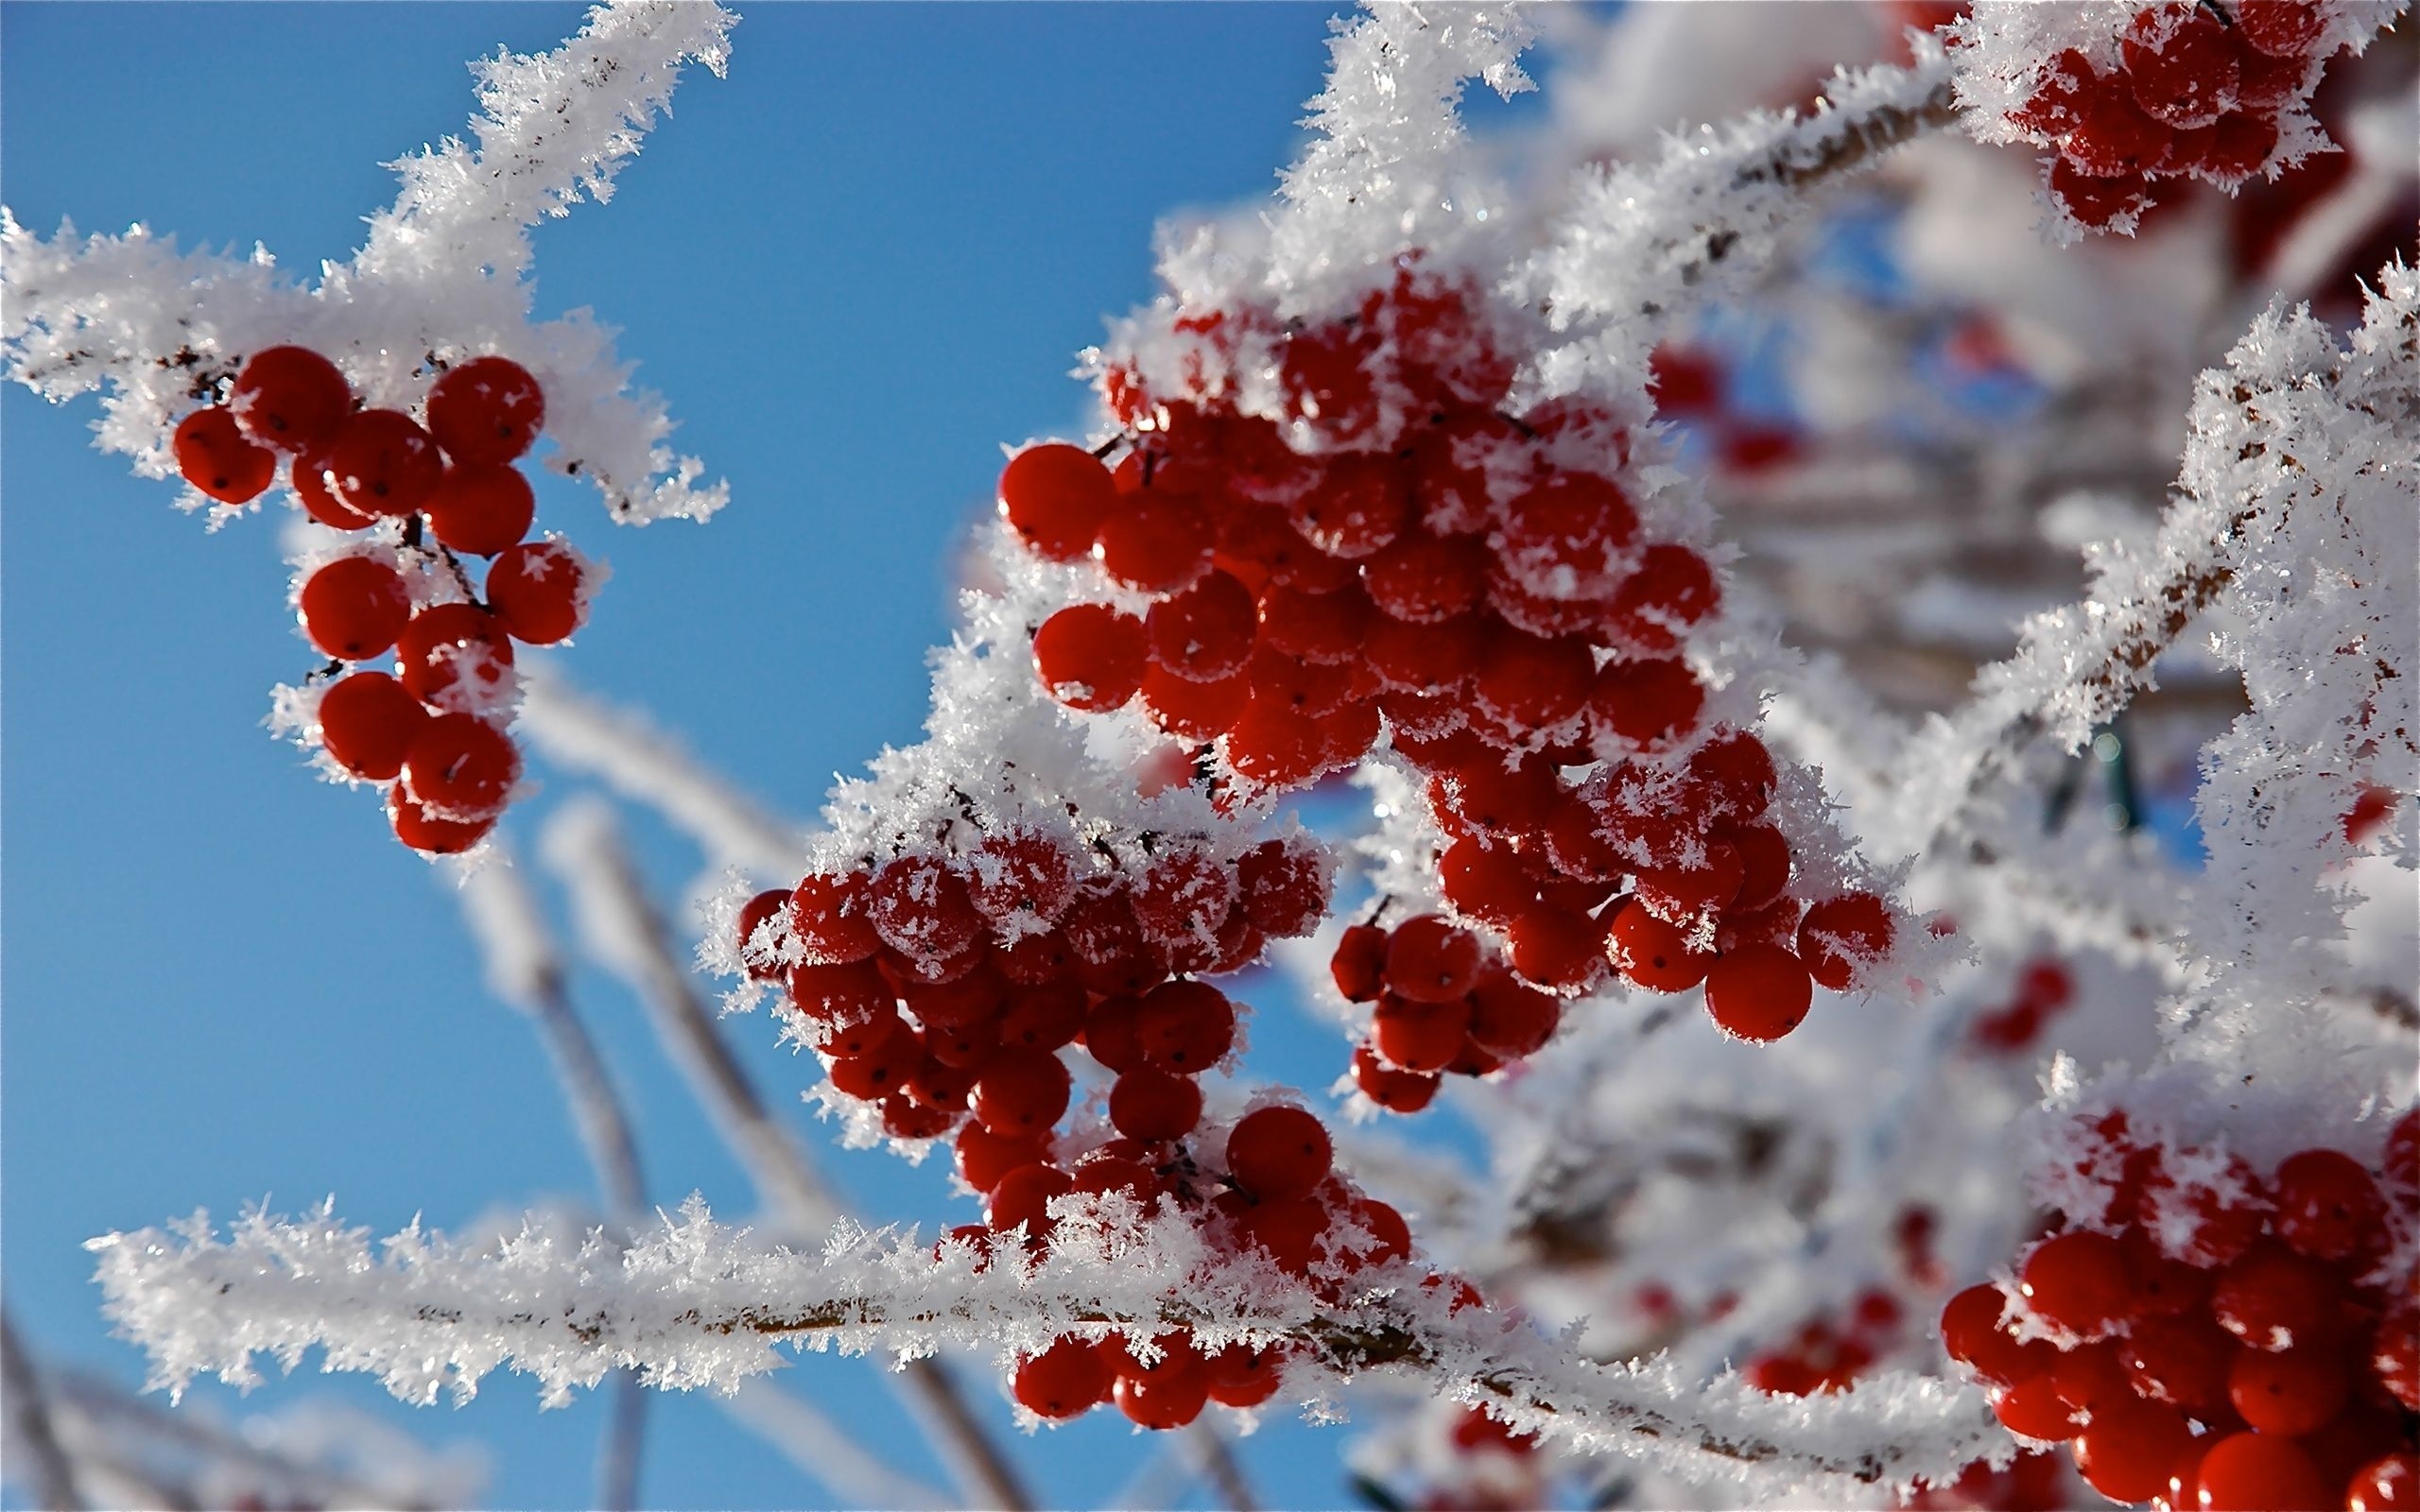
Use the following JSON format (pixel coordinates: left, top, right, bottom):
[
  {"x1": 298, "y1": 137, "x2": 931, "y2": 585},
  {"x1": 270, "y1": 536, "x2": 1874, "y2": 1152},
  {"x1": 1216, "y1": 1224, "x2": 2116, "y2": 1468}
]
[
  {"x1": 1014, "y1": 1336, "x2": 1114, "y2": 1419},
  {"x1": 2020, "y1": 1230, "x2": 2136, "y2": 1338},
  {"x1": 1703, "y1": 943, "x2": 1813, "y2": 1042},
  {"x1": 425, "y1": 462, "x2": 535, "y2": 556},
  {"x1": 1606, "y1": 904, "x2": 1713, "y2": 992},
  {"x1": 425, "y1": 356, "x2": 544, "y2": 466},
  {"x1": 1145, "y1": 569, "x2": 1257, "y2": 681},
  {"x1": 386, "y1": 782, "x2": 494, "y2": 854},
  {"x1": 231, "y1": 347, "x2": 351, "y2": 453},
  {"x1": 1107, "y1": 1067, "x2": 1202, "y2": 1142},
  {"x1": 867, "y1": 855, "x2": 984, "y2": 963},
  {"x1": 1034, "y1": 604, "x2": 1147, "y2": 713},
  {"x1": 485, "y1": 541, "x2": 588, "y2": 644},
  {"x1": 402, "y1": 712, "x2": 518, "y2": 819},
  {"x1": 1351, "y1": 1043, "x2": 1439, "y2": 1113},
  {"x1": 2192, "y1": 1432, "x2": 2328, "y2": 1512},
  {"x1": 394, "y1": 603, "x2": 516, "y2": 709},
  {"x1": 998, "y1": 443, "x2": 1115, "y2": 563},
  {"x1": 2270, "y1": 1147, "x2": 2386, "y2": 1263},
  {"x1": 971, "y1": 1047, "x2": 1073, "y2": 1139},
  {"x1": 1226, "y1": 1105, "x2": 1332, "y2": 1202},
  {"x1": 325, "y1": 409, "x2": 444, "y2": 517},
  {"x1": 173, "y1": 407, "x2": 278, "y2": 505},
  {"x1": 299, "y1": 557, "x2": 412, "y2": 660},
  {"x1": 315, "y1": 671, "x2": 430, "y2": 781},
  {"x1": 1383, "y1": 914, "x2": 1481, "y2": 1004},
  {"x1": 1797, "y1": 892, "x2": 1894, "y2": 991}
]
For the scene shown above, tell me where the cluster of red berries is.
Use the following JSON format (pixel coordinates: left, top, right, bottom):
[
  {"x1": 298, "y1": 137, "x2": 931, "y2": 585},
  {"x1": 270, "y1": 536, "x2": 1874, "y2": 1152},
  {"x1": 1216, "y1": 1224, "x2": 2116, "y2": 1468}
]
[
  {"x1": 1999, "y1": 1, "x2": 2340, "y2": 231},
  {"x1": 1940, "y1": 1108, "x2": 2420, "y2": 1508},
  {"x1": 1000, "y1": 262, "x2": 1899, "y2": 1057},
  {"x1": 1330, "y1": 912, "x2": 1562, "y2": 1109},
  {"x1": 174, "y1": 347, "x2": 590, "y2": 854},
  {"x1": 1745, "y1": 1288, "x2": 1913, "y2": 1398},
  {"x1": 1648, "y1": 345, "x2": 1805, "y2": 479},
  {"x1": 1972, "y1": 956, "x2": 2079, "y2": 1053}
]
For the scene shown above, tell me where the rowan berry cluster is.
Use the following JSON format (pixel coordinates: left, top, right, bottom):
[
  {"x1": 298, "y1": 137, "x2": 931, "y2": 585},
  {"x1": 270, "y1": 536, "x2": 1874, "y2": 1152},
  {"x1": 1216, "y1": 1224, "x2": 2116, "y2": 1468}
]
[
  {"x1": 1990, "y1": 0, "x2": 2345, "y2": 232},
  {"x1": 1746, "y1": 1289, "x2": 1914, "y2": 1399},
  {"x1": 1939, "y1": 1108, "x2": 2420, "y2": 1508},
  {"x1": 1002, "y1": 262, "x2": 1903, "y2": 1064},
  {"x1": 1971, "y1": 956, "x2": 2078, "y2": 1053},
  {"x1": 736, "y1": 823, "x2": 1475, "y2": 1429},
  {"x1": 1331, "y1": 912, "x2": 1562, "y2": 1110},
  {"x1": 176, "y1": 347, "x2": 592, "y2": 854}
]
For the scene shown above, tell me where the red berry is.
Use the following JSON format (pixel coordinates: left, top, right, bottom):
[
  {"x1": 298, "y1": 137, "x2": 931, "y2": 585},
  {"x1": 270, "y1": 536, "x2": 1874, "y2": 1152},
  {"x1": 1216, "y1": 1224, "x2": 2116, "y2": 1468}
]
[
  {"x1": 867, "y1": 856, "x2": 984, "y2": 963},
  {"x1": 325, "y1": 409, "x2": 444, "y2": 517},
  {"x1": 2073, "y1": 1395, "x2": 2197, "y2": 1504},
  {"x1": 1222, "y1": 699, "x2": 1328, "y2": 793},
  {"x1": 1602, "y1": 544, "x2": 1718, "y2": 652},
  {"x1": 735, "y1": 889, "x2": 790, "y2": 978},
  {"x1": 1098, "y1": 490, "x2": 1213, "y2": 592},
  {"x1": 1590, "y1": 658, "x2": 1704, "y2": 751},
  {"x1": 485, "y1": 541, "x2": 588, "y2": 644},
  {"x1": 1688, "y1": 730, "x2": 1777, "y2": 818},
  {"x1": 786, "y1": 960, "x2": 890, "y2": 1028},
  {"x1": 971, "y1": 1047, "x2": 1072, "y2": 1139},
  {"x1": 2192, "y1": 1432, "x2": 2328, "y2": 1512},
  {"x1": 1373, "y1": 992, "x2": 1470, "y2": 1074},
  {"x1": 1507, "y1": 907, "x2": 1609, "y2": 996},
  {"x1": 1468, "y1": 967, "x2": 1561, "y2": 1057},
  {"x1": 424, "y1": 463, "x2": 534, "y2": 557},
  {"x1": 1943, "y1": 1282, "x2": 2059, "y2": 1386},
  {"x1": 1495, "y1": 471, "x2": 1636, "y2": 599},
  {"x1": 1351, "y1": 1043, "x2": 1439, "y2": 1113},
  {"x1": 425, "y1": 355, "x2": 544, "y2": 466},
  {"x1": 2201, "y1": 110, "x2": 2282, "y2": 183},
  {"x1": 394, "y1": 602, "x2": 516, "y2": 710},
  {"x1": 2124, "y1": 8, "x2": 2242, "y2": 129},
  {"x1": 2211, "y1": 1242, "x2": 2337, "y2": 1350},
  {"x1": 291, "y1": 448, "x2": 376, "y2": 530},
  {"x1": 1133, "y1": 979, "x2": 1235, "y2": 1074},
  {"x1": 402, "y1": 713, "x2": 519, "y2": 820},
  {"x1": 1288, "y1": 454, "x2": 1408, "y2": 559},
  {"x1": 2228, "y1": 1341, "x2": 2349, "y2": 1434},
  {"x1": 1797, "y1": 893, "x2": 1894, "y2": 991},
  {"x1": 1034, "y1": 604, "x2": 1146, "y2": 713},
  {"x1": 999, "y1": 443, "x2": 1115, "y2": 562},
  {"x1": 173, "y1": 407, "x2": 278, "y2": 504},
  {"x1": 954, "y1": 1122, "x2": 1049, "y2": 1193},
  {"x1": 2012, "y1": 48, "x2": 2095, "y2": 136},
  {"x1": 2271, "y1": 1148, "x2": 2386, "y2": 1263},
  {"x1": 1366, "y1": 612, "x2": 1484, "y2": 691},
  {"x1": 2121, "y1": 1314, "x2": 2238, "y2": 1417},
  {"x1": 1014, "y1": 1336, "x2": 1114, "y2": 1419},
  {"x1": 1145, "y1": 569, "x2": 1256, "y2": 680},
  {"x1": 1145, "y1": 671, "x2": 1251, "y2": 749},
  {"x1": 828, "y1": 1022, "x2": 921, "y2": 1101},
  {"x1": 231, "y1": 346, "x2": 351, "y2": 452},
  {"x1": 386, "y1": 782, "x2": 495, "y2": 854},
  {"x1": 1204, "y1": 1345, "x2": 1286, "y2": 1407},
  {"x1": 1606, "y1": 904, "x2": 1714, "y2": 992},
  {"x1": 1111, "y1": 1361, "x2": 1209, "y2": 1430},
  {"x1": 1331, "y1": 923, "x2": 1390, "y2": 1003},
  {"x1": 1989, "y1": 1375, "x2": 2083, "y2": 1440},
  {"x1": 2066, "y1": 87, "x2": 2170, "y2": 178},
  {"x1": 964, "y1": 831, "x2": 1076, "y2": 926},
  {"x1": 1107, "y1": 1067, "x2": 1202, "y2": 1142},
  {"x1": 1236, "y1": 840, "x2": 1327, "y2": 936},
  {"x1": 2236, "y1": 1, "x2": 2325, "y2": 59},
  {"x1": 299, "y1": 557, "x2": 412, "y2": 661},
  {"x1": 1361, "y1": 533, "x2": 1485, "y2": 623},
  {"x1": 1471, "y1": 630, "x2": 1593, "y2": 744},
  {"x1": 315, "y1": 671, "x2": 429, "y2": 781},
  {"x1": 1131, "y1": 849, "x2": 1236, "y2": 949},
  {"x1": 1703, "y1": 943, "x2": 1814, "y2": 1042},
  {"x1": 1384, "y1": 915, "x2": 1481, "y2": 1003},
  {"x1": 789, "y1": 871, "x2": 881, "y2": 965},
  {"x1": 2020, "y1": 1230, "x2": 2136, "y2": 1338},
  {"x1": 2349, "y1": 1453, "x2": 2420, "y2": 1512},
  {"x1": 1226, "y1": 1106, "x2": 1332, "y2": 1202},
  {"x1": 986, "y1": 1161, "x2": 1072, "y2": 1234}
]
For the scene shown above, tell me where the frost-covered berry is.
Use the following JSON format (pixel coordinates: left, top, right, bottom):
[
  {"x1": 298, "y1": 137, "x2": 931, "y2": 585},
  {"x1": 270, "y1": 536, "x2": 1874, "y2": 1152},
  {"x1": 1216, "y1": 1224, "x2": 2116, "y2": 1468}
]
[
  {"x1": 425, "y1": 356, "x2": 544, "y2": 466},
  {"x1": 998, "y1": 443, "x2": 1115, "y2": 563},
  {"x1": 1034, "y1": 604, "x2": 1147, "y2": 712},
  {"x1": 174, "y1": 408, "x2": 278, "y2": 504},
  {"x1": 394, "y1": 603, "x2": 517, "y2": 709},
  {"x1": 231, "y1": 347, "x2": 351, "y2": 453},
  {"x1": 299, "y1": 557, "x2": 412, "y2": 661},
  {"x1": 402, "y1": 712, "x2": 519, "y2": 819},
  {"x1": 486, "y1": 541, "x2": 588, "y2": 644},
  {"x1": 325, "y1": 409, "x2": 444, "y2": 517},
  {"x1": 1226, "y1": 1106, "x2": 1332, "y2": 1202}
]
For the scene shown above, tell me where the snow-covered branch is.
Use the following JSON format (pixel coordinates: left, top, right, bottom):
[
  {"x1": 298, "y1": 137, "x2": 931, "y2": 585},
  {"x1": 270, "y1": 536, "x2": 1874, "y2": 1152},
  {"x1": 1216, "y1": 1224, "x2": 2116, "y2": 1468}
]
[{"x1": 94, "y1": 1201, "x2": 2002, "y2": 1502}]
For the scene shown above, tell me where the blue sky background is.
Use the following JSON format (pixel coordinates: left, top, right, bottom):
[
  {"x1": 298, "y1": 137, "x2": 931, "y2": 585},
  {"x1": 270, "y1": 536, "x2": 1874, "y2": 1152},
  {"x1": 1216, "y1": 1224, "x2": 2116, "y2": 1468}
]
[{"x1": 0, "y1": 4, "x2": 1547, "y2": 1507}]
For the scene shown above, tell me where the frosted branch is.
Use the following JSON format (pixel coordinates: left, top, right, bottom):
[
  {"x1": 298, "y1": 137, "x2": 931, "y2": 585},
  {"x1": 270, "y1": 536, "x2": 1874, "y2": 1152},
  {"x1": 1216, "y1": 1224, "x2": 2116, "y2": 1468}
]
[
  {"x1": 0, "y1": 1, "x2": 734, "y2": 524},
  {"x1": 94, "y1": 1202, "x2": 2004, "y2": 1502}
]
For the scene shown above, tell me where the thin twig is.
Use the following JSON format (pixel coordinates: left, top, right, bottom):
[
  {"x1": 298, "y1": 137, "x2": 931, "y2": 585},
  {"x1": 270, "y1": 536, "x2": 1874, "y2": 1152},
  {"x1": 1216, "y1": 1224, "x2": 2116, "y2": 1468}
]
[
  {"x1": 1187, "y1": 1419, "x2": 1260, "y2": 1512},
  {"x1": 542, "y1": 799, "x2": 1036, "y2": 1512},
  {"x1": 0, "y1": 1306, "x2": 84, "y2": 1512}
]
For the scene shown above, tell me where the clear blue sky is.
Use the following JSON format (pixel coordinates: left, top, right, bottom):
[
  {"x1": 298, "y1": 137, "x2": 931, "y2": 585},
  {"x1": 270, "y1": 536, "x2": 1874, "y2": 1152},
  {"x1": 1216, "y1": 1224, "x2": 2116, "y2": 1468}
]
[{"x1": 0, "y1": 4, "x2": 1527, "y2": 1506}]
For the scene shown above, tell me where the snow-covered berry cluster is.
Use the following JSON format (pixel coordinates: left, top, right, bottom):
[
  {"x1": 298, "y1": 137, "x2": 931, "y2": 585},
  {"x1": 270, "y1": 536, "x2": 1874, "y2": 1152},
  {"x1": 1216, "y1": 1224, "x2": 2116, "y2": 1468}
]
[
  {"x1": 1940, "y1": 1109, "x2": 2420, "y2": 1507},
  {"x1": 193, "y1": 350, "x2": 596, "y2": 854},
  {"x1": 1330, "y1": 912, "x2": 1562, "y2": 1109},
  {"x1": 1955, "y1": 0, "x2": 2379, "y2": 234},
  {"x1": 1001, "y1": 260, "x2": 1908, "y2": 1062}
]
